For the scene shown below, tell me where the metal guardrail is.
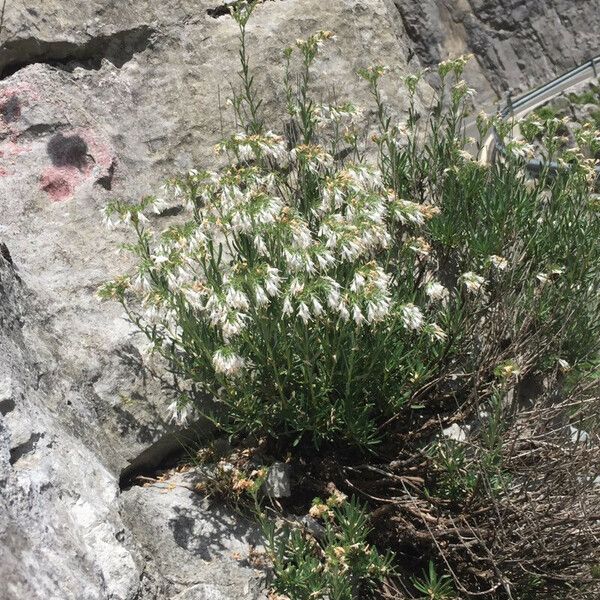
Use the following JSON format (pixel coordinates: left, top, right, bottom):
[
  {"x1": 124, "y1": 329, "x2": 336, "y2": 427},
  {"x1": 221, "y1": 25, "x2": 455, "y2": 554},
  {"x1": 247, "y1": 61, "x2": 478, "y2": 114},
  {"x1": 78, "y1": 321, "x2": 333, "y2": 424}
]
[
  {"x1": 489, "y1": 55, "x2": 600, "y2": 173},
  {"x1": 502, "y1": 56, "x2": 600, "y2": 117}
]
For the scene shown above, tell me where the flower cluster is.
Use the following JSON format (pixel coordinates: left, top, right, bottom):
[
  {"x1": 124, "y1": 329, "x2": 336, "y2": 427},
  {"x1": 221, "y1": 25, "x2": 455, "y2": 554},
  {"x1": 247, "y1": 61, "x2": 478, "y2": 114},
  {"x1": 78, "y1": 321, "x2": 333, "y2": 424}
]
[
  {"x1": 217, "y1": 131, "x2": 287, "y2": 163},
  {"x1": 100, "y1": 115, "x2": 450, "y2": 444}
]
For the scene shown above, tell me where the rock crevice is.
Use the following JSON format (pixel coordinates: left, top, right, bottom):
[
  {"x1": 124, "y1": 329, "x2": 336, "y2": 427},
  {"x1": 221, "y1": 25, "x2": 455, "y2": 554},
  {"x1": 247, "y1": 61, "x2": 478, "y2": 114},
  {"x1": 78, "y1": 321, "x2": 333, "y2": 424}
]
[{"x1": 0, "y1": 25, "x2": 155, "y2": 79}]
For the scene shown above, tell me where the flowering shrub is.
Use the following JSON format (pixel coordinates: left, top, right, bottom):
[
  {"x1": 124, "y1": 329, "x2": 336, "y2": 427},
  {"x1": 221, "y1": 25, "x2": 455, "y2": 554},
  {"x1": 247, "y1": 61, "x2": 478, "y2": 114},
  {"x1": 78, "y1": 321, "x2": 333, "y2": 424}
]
[{"x1": 100, "y1": 0, "x2": 600, "y2": 453}]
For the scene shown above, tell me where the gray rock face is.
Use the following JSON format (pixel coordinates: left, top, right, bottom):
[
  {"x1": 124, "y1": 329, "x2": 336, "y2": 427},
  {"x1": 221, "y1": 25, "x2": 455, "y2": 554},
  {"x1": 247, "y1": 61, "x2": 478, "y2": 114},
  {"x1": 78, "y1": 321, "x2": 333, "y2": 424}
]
[
  {"x1": 0, "y1": 1, "x2": 598, "y2": 598},
  {"x1": 393, "y1": 0, "x2": 600, "y2": 106},
  {"x1": 120, "y1": 472, "x2": 267, "y2": 599},
  {"x1": 0, "y1": 255, "x2": 140, "y2": 600},
  {"x1": 0, "y1": 254, "x2": 267, "y2": 599}
]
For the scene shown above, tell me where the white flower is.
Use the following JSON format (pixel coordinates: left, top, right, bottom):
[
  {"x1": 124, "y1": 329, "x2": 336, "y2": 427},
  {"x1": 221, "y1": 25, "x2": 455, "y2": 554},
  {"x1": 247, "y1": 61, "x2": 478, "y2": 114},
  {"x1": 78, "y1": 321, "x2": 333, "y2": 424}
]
[
  {"x1": 507, "y1": 140, "x2": 535, "y2": 159},
  {"x1": 366, "y1": 300, "x2": 389, "y2": 323},
  {"x1": 461, "y1": 272, "x2": 485, "y2": 293},
  {"x1": 338, "y1": 302, "x2": 350, "y2": 321},
  {"x1": 371, "y1": 267, "x2": 390, "y2": 292},
  {"x1": 352, "y1": 305, "x2": 365, "y2": 326},
  {"x1": 212, "y1": 349, "x2": 245, "y2": 377},
  {"x1": 298, "y1": 302, "x2": 311, "y2": 324},
  {"x1": 167, "y1": 270, "x2": 183, "y2": 291},
  {"x1": 254, "y1": 235, "x2": 269, "y2": 256},
  {"x1": 304, "y1": 257, "x2": 316, "y2": 275},
  {"x1": 536, "y1": 268, "x2": 563, "y2": 285},
  {"x1": 284, "y1": 251, "x2": 304, "y2": 271},
  {"x1": 152, "y1": 197, "x2": 169, "y2": 214},
  {"x1": 312, "y1": 297, "x2": 324, "y2": 316},
  {"x1": 350, "y1": 272, "x2": 366, "y2": 293},
  {"x1": 282, "y1": 296, "x2": 294, "y2": 316},
  {"x1": 255, "y1": 286, "x2": 269, "y2": 307},
  {"x1": 167, "y1": 400, "x2": 194, "y2": 426},
  {"x1": 427, "y1": 323, "x2": 447, "y2": 342},
  {"x1": 425, "y1": 281, "x2": 449, "y2": 303},
  {"x1": 151, "y1": 252, "x2": 169, "y2": 265},
  {"x1": 238, "y1": 143, "x2": 254, "y2": 161},
  {"x1": 290, "y1": 278, "x2": 305, "y2": 296},
  {"x1": 183, "y1": 286, "x2": 205, "y2": 310},
  {"x1": 101, "y1": 207, "x2": 117, "y2": 229},
  {"x1": 265, "y1": 267, "x2": 282, "y2": 297},
  {"x1": 132, "y1": 272, "x2": 152, "y2": 293},
  {"x1": 315, "y1": 249, "x2": 335, "y2": 270},
  {"x1": 226, "y1": 288, "x2": 250, "y2": 311},
  {"x1": 222, "y1": 312, "x2": 247, "y2": 340},
  {"x1": 325, "y1": 280, "x2": 341, "y2": 309},
  {"x1": 401, "y1": 304, "x2": 424, "y2": 331},
  {"x1": 290, "y1": 221, "x2": 313, "y2": 249},
  {"x1": 231, "y1": 210, "x2": 253, "y2": 233},
  {"x1": 340, "y1": 240, "x2": 362, "y2": 262},
  {"x1": 218, "y1": 460, "x2": 234, "y2": 474},
  {"x1": 557, "y1": 358, "x2": 571, "y2": 372},
  {"x1": 489, "y1": 255, "x2": 508, "y2": 271},
  {"x1": 391, "y1": 199, "x2": 425, "y2": 226}
]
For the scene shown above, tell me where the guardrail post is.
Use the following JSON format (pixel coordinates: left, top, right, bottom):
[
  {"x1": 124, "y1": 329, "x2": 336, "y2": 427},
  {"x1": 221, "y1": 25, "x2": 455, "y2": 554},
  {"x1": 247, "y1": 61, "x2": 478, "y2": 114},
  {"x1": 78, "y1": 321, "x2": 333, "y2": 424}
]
[
  {"x1": 506, "y1": 91, "x2": 514, "y2": 116},
  {"x1": 592, "y1": 58, "x2": 598, "y2": 78}
]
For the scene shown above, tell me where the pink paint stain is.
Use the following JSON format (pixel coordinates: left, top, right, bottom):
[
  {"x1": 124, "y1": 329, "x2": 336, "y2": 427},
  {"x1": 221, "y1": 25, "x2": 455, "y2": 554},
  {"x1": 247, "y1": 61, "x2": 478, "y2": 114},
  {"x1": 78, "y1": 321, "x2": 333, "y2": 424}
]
[
  {"x1": 40, "y1": 165, "x2": 80, "y2": 202},
  {"x1": 4, "y1": 140, "x2": 32, "y2": 156},
  {"x1": 0, "y1": 82, "x2": 38, "y2": 102},
  {"x1": 0, "y1": 80, "x2": 116, "y2": 201}
]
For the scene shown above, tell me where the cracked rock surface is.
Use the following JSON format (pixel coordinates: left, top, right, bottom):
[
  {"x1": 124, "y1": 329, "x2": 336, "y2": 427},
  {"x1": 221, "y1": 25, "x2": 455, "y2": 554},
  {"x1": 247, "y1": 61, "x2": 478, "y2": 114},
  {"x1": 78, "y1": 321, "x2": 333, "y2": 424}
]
[
  {"x1": 394, "y1": 0, "x2": 600, "y2": 106},
  {"x1": 0, "y1": 1, "x2": 598, "y2": 598}
]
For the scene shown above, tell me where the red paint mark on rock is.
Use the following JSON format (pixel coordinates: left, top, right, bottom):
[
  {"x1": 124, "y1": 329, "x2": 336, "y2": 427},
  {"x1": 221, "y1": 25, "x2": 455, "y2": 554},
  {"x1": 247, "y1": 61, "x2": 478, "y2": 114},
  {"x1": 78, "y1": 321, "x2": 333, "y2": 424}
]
[
  {"x1": 0, "y1": 167, "x2": 9, "y2": 177},
  {"x1": 40, "y1": 166, "x2": 80, "y2": 202},
  {"x1": 0, "y1": 83, "x2": 38, "y2": 102}
]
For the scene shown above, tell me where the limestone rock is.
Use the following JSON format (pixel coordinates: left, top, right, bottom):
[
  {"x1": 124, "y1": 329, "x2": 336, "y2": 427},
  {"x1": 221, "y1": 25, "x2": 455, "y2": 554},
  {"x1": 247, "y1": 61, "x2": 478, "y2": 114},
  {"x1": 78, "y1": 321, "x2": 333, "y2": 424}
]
[
  {"x1": 120, "y1": 472, "x2": 268, "y2": 599},
  {"x1": 0, "y1": 256, "x2": 142, "y2": 600},
  {"x1": 442, "y1": 422, "x2": 470, "y2": 442}
]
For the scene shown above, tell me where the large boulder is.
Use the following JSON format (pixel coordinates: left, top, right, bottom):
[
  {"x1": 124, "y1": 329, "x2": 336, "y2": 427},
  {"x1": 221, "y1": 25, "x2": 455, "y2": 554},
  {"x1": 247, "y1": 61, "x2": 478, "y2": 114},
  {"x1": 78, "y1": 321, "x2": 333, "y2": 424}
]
[
  {"x1": 120, "y1": 471, "x2": 267, "y2": 599},
  {"x1": 0, "y1": 0, "x2": 426, "y2": 474},
  {"x1": 0, "y1": 245, "x2": 267, "y2": 599},
  {"x1": 0, "y1": 254, "x2": 143, "y2": 600}
]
